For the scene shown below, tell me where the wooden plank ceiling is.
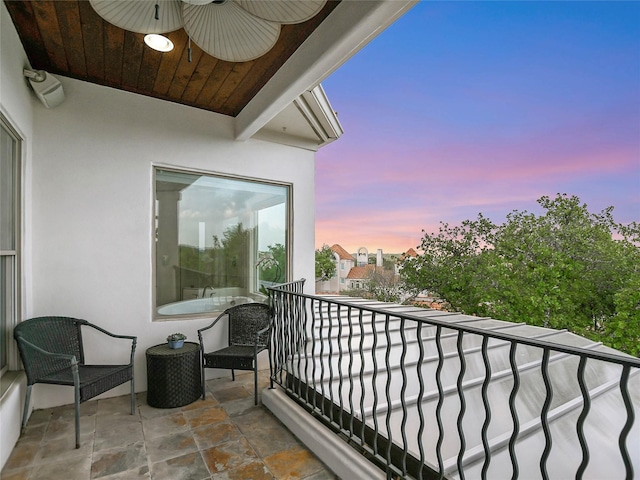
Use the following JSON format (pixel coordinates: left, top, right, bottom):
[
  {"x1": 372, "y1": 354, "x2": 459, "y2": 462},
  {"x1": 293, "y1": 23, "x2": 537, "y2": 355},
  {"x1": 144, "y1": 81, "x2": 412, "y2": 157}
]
[{"x1": 4, "y1": 0, "x2": 339, "y2": 117}]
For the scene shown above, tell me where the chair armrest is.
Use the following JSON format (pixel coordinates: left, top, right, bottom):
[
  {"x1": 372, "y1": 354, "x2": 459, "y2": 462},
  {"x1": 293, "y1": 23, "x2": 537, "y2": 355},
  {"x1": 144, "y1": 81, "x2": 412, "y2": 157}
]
[
  {"x1": 15, "y1": 336, "x2": 79, "y2": 383},
  {"x1": 16, "y1": 337, "x2": 78, "y2": 363},
  {"x1": 197, "y1": 310, "x2": 228, "y2": 350},
  {"x1": 253, "y1": 324, "x2": 271, "y2": 350},
  {"x1": 83, "y1": 322, "x2": 137, "y2": 365}
]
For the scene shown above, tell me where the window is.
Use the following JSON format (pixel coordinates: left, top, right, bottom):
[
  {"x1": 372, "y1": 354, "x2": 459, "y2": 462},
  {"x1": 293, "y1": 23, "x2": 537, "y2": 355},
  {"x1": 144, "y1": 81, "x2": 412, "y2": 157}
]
[
  {"x1": 1, "y1": 114, "x2": 20, "y2": 376},
  {"x1": 154, "y1": 168, "x2": 289, "y2": 318}
]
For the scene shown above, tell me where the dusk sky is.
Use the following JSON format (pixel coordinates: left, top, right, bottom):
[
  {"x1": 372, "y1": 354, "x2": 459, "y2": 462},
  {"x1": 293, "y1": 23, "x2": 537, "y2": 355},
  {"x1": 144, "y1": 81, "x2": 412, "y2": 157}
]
[{"x1": 315, "y1": 1, "x2": 640, "y2": 254}]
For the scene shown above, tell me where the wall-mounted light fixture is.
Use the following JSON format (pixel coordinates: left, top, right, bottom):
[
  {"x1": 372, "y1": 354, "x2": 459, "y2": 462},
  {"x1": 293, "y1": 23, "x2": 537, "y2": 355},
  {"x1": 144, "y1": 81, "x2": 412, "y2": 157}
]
[{"x1": 23, "y1": 69, "x2": 65, "y2": 108}]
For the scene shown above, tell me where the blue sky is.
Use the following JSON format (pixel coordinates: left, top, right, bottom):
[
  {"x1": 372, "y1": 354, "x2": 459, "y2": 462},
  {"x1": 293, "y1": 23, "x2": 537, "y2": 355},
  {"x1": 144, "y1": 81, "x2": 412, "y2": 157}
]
[{"x1": 315, "y1": 1, "x2": 640, "y2": 253}]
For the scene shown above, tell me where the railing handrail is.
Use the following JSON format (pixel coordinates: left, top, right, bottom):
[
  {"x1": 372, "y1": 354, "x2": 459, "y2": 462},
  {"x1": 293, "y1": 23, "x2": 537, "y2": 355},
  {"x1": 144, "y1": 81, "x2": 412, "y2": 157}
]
[
  {"x1": 268, "y1": 286, "x2": 640, "y2": 368},
  {"x1": 267, "y1": 282, "x2": 639, "y2": 480}
]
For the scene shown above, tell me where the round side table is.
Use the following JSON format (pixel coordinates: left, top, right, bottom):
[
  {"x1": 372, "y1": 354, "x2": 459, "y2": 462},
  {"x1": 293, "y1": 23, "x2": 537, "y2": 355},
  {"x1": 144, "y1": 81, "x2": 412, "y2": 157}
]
[{"x1": 146, "y1": 342, "x2": 201, "y2": 408}]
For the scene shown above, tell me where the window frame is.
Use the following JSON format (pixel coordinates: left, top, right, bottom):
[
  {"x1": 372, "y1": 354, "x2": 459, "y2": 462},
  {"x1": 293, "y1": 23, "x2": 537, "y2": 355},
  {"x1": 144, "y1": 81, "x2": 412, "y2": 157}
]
[
  {"x1": 0, "y1": 111, "x2": 22, "y2": 377},
  {"x1": 152, "y1": 165, "x2": 292, "y2": 320}
]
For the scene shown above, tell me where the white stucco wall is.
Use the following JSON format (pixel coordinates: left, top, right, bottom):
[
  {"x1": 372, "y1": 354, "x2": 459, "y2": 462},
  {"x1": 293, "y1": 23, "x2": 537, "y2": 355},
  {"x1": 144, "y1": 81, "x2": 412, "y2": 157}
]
[
  {"x1": 1, "y1": 1, "x2": 35, "y2": 469},
  {"x1": 1, "y1": 4, "x2": 317, "y2": 465},
  {"x1": 28, "y1": 76, "x2": 316, "y2": 409}
]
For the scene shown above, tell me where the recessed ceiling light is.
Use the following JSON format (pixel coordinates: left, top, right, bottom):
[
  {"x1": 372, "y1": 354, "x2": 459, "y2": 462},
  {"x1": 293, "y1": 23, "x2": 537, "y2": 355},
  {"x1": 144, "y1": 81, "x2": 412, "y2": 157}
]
[{"x1": 144, "y1": 34, "x2": 174, "y2": 52}]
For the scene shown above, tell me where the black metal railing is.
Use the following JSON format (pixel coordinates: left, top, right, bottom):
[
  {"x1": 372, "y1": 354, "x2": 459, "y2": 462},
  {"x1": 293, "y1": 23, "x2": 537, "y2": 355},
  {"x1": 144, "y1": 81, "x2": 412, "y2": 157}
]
[{"x1": 267, "y1": 280, "x2": 639, "y2": 480}]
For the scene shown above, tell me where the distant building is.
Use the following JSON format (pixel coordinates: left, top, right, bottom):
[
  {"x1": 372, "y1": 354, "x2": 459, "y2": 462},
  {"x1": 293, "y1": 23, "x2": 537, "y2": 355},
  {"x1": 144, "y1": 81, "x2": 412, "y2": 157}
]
[
  {"x1": 316, "y1": 244, "x2": 355, "y2": 293},
  {"x1": 316, "y1": 244, "x2": 417, "y2": 293}
]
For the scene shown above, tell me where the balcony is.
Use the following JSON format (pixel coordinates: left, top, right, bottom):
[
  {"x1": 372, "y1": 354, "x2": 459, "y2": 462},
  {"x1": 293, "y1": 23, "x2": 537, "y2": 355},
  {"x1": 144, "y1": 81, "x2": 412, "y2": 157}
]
[
  {"x1": 267, "y1": 280, "x2": 640, "y2": 480},
  {"x1": 3, "y1": 279, "x2": 638, "y2": 480},
  {"x1": 1, "y1": 369, "x2": 336, "y2": 480}
]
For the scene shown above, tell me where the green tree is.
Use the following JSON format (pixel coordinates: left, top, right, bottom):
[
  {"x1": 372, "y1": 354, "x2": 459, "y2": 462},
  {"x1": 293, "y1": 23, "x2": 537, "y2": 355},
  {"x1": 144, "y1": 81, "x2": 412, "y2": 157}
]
[
  {"x1": 315, "y1": 244, "x2": 336, "y2": 281},
  {"x1": 365, "y1": 267, "x2": 402, "y2": 303},
  {"x1": 400, "y1": 194, "x2": 640, "y2": 355}
]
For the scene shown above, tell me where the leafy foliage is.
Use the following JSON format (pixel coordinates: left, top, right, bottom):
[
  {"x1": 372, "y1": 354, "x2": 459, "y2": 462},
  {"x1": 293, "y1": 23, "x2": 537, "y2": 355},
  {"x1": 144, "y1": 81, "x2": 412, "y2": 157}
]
[
  {"x1": 364, "y1": 268, "x2": 402, "y2": 303},
  {"x1": 315, "y1": 244, "x2": 336, "y2": 281},
  {"x1": 400, "y1": 194, "x2": 640, "y2": 356}
]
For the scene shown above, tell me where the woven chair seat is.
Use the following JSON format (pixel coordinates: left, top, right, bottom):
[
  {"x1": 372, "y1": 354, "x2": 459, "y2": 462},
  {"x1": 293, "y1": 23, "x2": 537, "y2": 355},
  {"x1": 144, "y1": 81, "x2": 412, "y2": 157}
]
[
  {"x1": 198, "y1": 303, "x2": 273, "y2": 405},
  {"x1": 39, "y1": 364, "x2": 133, "y2": 402},
  {"x1": 203, "y1": 345, "x2": 267, "y2": 371}
]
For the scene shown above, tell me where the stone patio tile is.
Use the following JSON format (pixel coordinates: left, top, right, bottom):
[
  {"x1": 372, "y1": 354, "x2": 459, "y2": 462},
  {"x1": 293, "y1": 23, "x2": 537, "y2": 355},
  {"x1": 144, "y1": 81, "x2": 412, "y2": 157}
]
[
  {"x1": 192, "y1": 421, "x2": 242, "y2": 449},
  {"x1": 211, "y1": 460, "x2": 274, "y2": 480},
  {"x1": 141, "y1": 412, "x2": 188, "y2": 439},
  {"x1": 25, "y1": 408, "x2": 54, "y2": 427},
  {"x1": 97, "y1": 395, "x2": 135, "y2": 416},
  {"x1": 2, "y1": 440, "x2": 39, "y2": 470},
  {"x1": 51, "y1": 400, "x2": 98, "y2": 420},
  {"x1": 41, "y1": 417, "x2": 96, "y2": 445},
  {"x1": 37, "y1": 434, "x2": 94, "y2": 463},
  {"x1": 232, "y1": 409, "x2": 300, "y2": 458},
  {"x1": 263, "y1": 445, "x2": 327, "y2": 480},
  {"x1": 212, "y1": 385, "x2": 251, "y2": 404},
  {"x1": 91, "y1": 441, "x2": 148, "y2": 479},
  {"x1": 18, "y1": 423, "x2": 47, "y2": 444},
  {"x1": 94, "y1": 418, "x2": 144, "y2": 452},
  {"x1": 221, "y1": 395, "x2": 260, "y2": 417},
  {"x1": 137, "y1": 401, "x2": 182, "y2": 420},
  {"x1": 145, "y1": 430, "x2": 198, "y2": 463},
  {"x1": 98, "y1": 465, "x2": 151, "y2": 480},
  {"x1": 184, "y1": 405, "x2": 230, "y2": 428},
  {"x1": 181, "y1": 391, "x2": 219, "y2": 412},
  {"x1": 200, "y1": 437, "x2": 259, "y2": 474},
  {"x1": 149, "y1": 451, "x2": 210, "y2": 480},
  {"x1": 0, "y1": 467, "x2": 31, "y2": 480},
  {"x1": 30, "y1": 454, "x2": 92, "y2": 480}
]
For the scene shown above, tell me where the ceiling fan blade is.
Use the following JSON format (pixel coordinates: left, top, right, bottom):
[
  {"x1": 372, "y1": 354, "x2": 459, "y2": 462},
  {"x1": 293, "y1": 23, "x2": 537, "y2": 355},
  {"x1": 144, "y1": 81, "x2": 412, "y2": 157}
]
[
  {"x1": 183, "y1": 2, "x2": 280, "y2": 62},
  {"x1": 236, "y1": 0, "x2": 327, "y2": 25},
  {"x1": 89, "y1": 0, "x2": 183, "y2": 34}
]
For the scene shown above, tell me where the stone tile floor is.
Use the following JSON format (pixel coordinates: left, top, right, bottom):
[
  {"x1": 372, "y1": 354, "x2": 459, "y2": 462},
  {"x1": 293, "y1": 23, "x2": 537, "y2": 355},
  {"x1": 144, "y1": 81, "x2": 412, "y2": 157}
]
[{"x1": 1, "y1": 370, "x2": 338, "y2": 480}]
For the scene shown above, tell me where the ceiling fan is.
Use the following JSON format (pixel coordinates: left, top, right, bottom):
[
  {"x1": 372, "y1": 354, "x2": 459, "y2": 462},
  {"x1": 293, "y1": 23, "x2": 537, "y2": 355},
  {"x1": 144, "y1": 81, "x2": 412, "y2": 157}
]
[{"x1": 89, "y1": 0, "x2": 327, "y2": 63}]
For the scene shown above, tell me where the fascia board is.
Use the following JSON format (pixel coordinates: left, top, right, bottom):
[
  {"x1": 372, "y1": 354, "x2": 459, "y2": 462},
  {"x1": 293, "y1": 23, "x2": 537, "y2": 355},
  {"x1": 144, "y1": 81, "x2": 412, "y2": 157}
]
[
  {"x1": 299, "y1": 84, "x2": 344, "y2": 141},
  {"x1": 234, "y1": 0, "x2": 417, "y2": 141}
]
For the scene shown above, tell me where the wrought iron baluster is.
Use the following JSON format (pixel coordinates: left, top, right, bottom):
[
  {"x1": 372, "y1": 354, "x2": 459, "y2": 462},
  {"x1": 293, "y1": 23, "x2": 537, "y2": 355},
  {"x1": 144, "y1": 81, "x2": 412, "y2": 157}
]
[
  {"x1": 358, "y1": 309, "x2": 367, "y2": 448},
  {"x1": 576, "y1": 356, "x2": 590, "y2": 479},
  {"x1": 435, "y1": 325, "x2": 446, "y2": 480},
  {"x1": 347, "y1": 306, "x2": 355, "y2": 440},
  {"x1": 619, "y1": 364, "x2": 634, "y2": 480},
  {"x1": 317, "y1": 300, "x2": 325, "y2": 414},
  {"x1": 310, "y1": 298, "x2": 320, "y2": 409},
  {"x1": 508, "y1": 341, "x2": 520, "y2": 480},
  {"x1": 384, "y1": 314, "x2": 394, "y2": 472},
  {"x1": 480, "y1": 335, "x2": 492, "y2": 479},
  {"x1": 337, "y1": 305, "x2": 345, "y2": 431},
  {"x1": 399, "y1": 316, "x2": 409, "y2": 477},
  {"x1": 303, "y1": 296, "x2": 312, "y2": 404},
  {"x1": 416, "y1": 321, "x2": 426, "y2": 480},
  {"x1": 275, "y1": 291, "x2": 285, "y2": 387},
  {"x1": 294, "y1": 292, "x2": 303, "y2": 398},
  {"x1": 327, "y1": 304, "x2": 336, "y2": 424},
  {"x1": 540, "y1": 348, "x2": 553, "y2": 480},
  {"x1": 371, "y1": 311, "x2": 380, "y2": 455},
  {"x1": 456, "y1": 330, "x2": 468, "y2": 480}
]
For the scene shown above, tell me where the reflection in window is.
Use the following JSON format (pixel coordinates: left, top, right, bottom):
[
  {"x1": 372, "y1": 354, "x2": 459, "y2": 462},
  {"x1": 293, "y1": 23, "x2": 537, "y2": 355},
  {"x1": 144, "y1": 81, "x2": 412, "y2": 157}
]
[{"x1": 154, "y1": 169, "x2": 288, "y2": 318}]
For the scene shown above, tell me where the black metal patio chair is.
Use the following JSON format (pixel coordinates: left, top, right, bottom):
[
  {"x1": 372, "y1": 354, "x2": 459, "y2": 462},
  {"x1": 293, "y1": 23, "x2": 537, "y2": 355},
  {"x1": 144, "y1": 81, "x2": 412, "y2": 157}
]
[
  {"x1": 14, "y1": 316, "x2": 137, "y2": 448},
  {"x1": 197, "y1": 303, "x2": 273, "y2": 405}
]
